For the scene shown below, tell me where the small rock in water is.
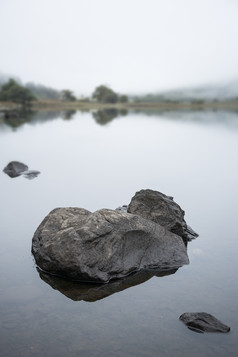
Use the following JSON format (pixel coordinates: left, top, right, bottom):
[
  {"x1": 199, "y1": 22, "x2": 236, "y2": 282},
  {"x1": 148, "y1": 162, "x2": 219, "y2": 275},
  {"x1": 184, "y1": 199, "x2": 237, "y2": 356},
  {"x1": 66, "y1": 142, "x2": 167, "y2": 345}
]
[
  {"x1": 3, "y1": 161, "x2": 40, "y2": 180},
  {"x1": 3, "y1": 161, "x2": 28, "y2": 178},
  {"x1": 179, "y1": 312, "x2": 231, "y2": 333}
]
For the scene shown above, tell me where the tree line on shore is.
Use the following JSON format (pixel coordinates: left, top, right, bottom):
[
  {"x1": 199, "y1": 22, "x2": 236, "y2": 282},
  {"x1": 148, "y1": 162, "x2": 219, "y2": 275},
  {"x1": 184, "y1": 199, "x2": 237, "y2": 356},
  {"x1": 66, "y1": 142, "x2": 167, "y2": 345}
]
[
  {"x1": 0, "y1": 78, "x2": 128, "y2": 107},
  {"x1": 2, "y1": 76, "x2": 236, "y2": 108}
]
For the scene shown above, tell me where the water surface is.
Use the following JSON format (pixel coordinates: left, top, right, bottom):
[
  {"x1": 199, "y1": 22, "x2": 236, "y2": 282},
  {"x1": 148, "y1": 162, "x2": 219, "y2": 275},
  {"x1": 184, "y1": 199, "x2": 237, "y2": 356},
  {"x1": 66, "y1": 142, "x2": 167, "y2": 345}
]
[{"x1": 0, "y1": 109, "x2": 238, "y2": 356}]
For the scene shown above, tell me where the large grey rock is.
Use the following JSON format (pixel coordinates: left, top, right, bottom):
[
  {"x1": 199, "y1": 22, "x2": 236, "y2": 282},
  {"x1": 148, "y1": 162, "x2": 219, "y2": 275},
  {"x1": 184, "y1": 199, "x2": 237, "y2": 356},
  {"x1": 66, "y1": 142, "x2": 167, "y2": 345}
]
[
  {"x1": 32, "y1": 207, "x2": 189, "y2": 283},
  {"x1": 179, "y1": 312, "x2": 231, "y2": 333},
  {"x1": 128, "y1": 189, "x2": 198, "y2": 242}
]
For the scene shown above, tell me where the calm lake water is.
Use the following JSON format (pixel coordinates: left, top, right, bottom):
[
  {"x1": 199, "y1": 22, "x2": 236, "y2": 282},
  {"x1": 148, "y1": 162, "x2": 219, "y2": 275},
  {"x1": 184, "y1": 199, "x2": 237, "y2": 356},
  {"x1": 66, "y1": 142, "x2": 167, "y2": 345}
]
[{"x1": 0, "y1": 108, "x2": 238, "y2": 357}]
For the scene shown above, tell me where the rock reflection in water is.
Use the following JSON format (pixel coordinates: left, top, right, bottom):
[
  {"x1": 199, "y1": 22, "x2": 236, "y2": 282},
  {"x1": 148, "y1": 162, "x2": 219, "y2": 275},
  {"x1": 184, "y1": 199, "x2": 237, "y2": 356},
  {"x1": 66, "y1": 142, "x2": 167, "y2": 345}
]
[{"x1": 38, "y1": 268, "x2": 178, "y2": 302}]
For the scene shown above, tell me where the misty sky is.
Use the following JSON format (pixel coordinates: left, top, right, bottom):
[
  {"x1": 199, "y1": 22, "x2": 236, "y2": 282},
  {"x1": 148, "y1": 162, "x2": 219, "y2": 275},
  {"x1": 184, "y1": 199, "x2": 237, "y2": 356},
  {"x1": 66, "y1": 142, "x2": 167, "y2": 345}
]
[{"x1": 0, "y1": 0, "x2": 238, "y2": 95}]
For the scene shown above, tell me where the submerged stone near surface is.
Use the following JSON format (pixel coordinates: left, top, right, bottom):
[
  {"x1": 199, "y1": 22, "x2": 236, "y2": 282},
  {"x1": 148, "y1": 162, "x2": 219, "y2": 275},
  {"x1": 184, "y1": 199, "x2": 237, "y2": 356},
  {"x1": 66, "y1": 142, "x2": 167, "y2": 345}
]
[
  {"x1": 32, "y1": 207, "x2": 189, "y2": 283},
  {"x1": 179, "y1": 312, "x2": 231, "y2": 333},
  {"x1": 128, "y1": 189, "x2": 198, "y2": 242},
  {"x1": 3, "y1": 161, "x2": 40, "y2": 180}
]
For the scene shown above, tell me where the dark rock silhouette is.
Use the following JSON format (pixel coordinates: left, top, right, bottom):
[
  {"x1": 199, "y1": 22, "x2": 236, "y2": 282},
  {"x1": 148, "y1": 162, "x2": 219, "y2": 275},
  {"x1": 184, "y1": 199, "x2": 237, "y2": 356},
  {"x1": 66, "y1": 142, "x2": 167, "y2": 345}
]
[
  {"x1": 3, "y1": 161, "x2": 40, "y2": 180},
  {"x1": 32, "y1": 206, "x2": 189, "y2": 283},
  {"x1": 179, "y1": 312, "x2": 231, "y2": 333}
]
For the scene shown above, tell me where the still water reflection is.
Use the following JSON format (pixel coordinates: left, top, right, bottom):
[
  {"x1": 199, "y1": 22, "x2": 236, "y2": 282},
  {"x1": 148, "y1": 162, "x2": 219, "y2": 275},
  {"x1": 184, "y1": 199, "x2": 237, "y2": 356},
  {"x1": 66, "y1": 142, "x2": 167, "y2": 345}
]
[
  {"x1": 0, "y1": 109, "x2": 238, "y2": 356},
  {"x1": 38, "y1": 268, "x2": 178, "y2": 302}
]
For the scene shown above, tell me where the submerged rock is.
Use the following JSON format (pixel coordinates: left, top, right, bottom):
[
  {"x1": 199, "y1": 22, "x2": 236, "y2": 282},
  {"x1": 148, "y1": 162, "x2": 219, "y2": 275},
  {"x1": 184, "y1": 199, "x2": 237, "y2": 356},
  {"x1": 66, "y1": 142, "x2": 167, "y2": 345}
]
[
  {"x1": 179, "y1": 312, "x2": 231, "y2": 333},
  {"x1": 3, "y1": 161, "x2": 40, "y2": 179},
  {"x1": 32, "y1": 207, "x2": 189, "y2": 283},
  {"x1": 128, "y1": 189, "x2": 198, "y2": 242}
]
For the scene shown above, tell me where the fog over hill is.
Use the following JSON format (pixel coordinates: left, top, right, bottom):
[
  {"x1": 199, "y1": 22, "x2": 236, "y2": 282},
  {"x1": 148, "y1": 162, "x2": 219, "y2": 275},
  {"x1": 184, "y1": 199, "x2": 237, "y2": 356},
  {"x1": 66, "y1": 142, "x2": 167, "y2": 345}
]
[
  {"x1": 165, "y1": 81, "x2": 238, "y2": 100},
  {"x1": 0, "y1": 72, "x2": 22, "y2": 87},
  {"x1": 137, "y1": 80, "x2": 238, "y2": 102}
]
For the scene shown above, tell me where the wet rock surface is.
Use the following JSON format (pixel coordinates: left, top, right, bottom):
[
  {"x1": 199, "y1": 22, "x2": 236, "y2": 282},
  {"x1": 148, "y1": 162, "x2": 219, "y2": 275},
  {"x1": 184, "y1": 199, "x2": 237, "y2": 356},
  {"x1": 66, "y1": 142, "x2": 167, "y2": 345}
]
[
  {"x1": 32, "y1": 206, "x2": 189, "y2": 283},
  {"x1": 128, "y1": 189, "x2": 198, "y2": 242},
  {"x1": 3, "y1": 161, "x2": 40, "y2": 179},
  {"x1": 179, "y1": 312, "x2": 231, "y2": 333}
]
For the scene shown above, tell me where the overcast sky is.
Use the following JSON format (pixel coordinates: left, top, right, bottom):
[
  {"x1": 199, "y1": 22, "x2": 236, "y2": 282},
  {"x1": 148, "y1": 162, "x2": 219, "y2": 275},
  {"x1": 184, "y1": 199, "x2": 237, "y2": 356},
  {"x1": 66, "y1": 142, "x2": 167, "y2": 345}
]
[{"x1": 0, "y1": 0, "x2": 238, "y2": 95}]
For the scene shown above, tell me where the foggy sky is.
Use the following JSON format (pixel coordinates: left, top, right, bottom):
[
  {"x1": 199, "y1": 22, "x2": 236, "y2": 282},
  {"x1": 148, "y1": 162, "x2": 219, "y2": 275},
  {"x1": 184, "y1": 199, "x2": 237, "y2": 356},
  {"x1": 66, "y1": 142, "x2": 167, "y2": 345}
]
[{"x1": 0, "y1": 0, "x2": 238, "y2": 95}]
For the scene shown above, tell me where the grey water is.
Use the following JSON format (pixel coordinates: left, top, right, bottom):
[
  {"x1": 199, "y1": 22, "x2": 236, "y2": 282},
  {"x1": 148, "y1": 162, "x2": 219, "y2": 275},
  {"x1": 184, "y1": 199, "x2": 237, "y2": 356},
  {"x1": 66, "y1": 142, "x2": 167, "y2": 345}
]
[{"x1": 0, "y1": 108, "x2": 238, "y2": 357}]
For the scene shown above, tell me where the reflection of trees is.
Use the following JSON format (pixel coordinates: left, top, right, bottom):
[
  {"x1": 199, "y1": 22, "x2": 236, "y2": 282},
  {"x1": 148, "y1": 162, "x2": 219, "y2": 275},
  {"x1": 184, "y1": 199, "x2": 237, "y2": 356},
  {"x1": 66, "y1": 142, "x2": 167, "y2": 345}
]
[
  {"x1": 62, "y1": 110, "x2": 76, "y2": 120},
  {"x1": 31, "y1": 111, "x2": 61, "y2": 122},
  {"x1": 92, "y1": 108, "x2": 129, "y2": 125},
  {"x1": 119, "y1": 109, "x2": 128, "y2": 116},
  {"x1": 1, "y1": 110, "x2": 63, "y2": 129},
  {"x1": 1, "y1": 107, "x2": 130, "y2": 130},
  {"x1": 38, "y1": 267, "x2": 178, "y2": 302},
  {"x1": 4, "y1": 109, "x2": 36, "y2": 128},
  {"x1": 92, "y1": 108, "x2": 119, "y2": 125}
]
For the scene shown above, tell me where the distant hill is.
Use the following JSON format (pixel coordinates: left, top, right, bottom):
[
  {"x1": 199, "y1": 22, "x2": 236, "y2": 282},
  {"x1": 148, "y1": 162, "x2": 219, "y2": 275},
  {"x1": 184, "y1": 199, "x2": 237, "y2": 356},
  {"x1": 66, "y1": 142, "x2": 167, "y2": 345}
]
[
  {"x1": 133, "y1": 81, "x2": 238, "y2": 103},
  {"x1": 25, "y1": 82, "x2": 61, "y2": 100}
]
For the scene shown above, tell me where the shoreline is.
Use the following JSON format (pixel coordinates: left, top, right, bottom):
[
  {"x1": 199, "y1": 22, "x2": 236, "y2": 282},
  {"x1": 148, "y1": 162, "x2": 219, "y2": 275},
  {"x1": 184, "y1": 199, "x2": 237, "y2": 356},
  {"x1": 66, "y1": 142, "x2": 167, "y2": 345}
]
[{"x1": 1, "y1": 99, "x2": 238, "y2": 112}]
